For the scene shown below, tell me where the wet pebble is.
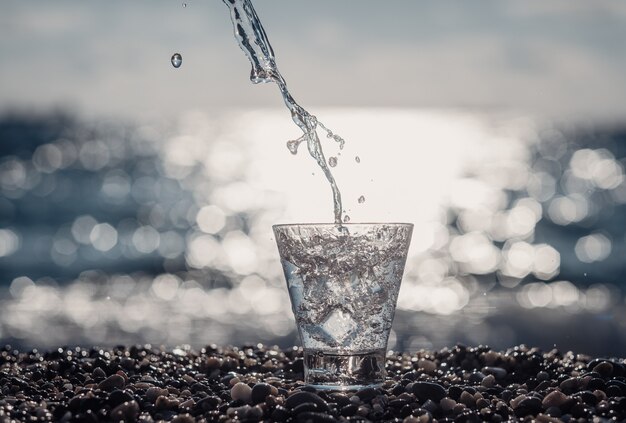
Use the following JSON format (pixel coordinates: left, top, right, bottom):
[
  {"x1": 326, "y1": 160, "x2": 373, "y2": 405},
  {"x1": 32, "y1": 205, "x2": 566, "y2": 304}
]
[
  {"x1": 412, "y1": 382, "x2": 446, "y2": 402},
  {"x1": 98, "y1": 374, "x2": 125, "y2": 391},
  {"x1": 0, "y1": 344, "x2": 625, "y2": 422}
]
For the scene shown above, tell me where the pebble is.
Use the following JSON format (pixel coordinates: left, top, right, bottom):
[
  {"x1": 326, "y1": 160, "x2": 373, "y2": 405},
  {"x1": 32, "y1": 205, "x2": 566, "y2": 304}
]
[
  {"x1": 98, "y1": 374, "x2": 125, "y2": 391},
  {"x1": 286, "y1": 391, "x2": 329, "y2": 412},
  {"x1": 231, "y1": 382, "x2": 252, "y2": 403},
  {"x1": 542, "y1": 390, "x2": 568, "y2": 408},
  {"x1": 412, "y1": 382, "x2": 446, "y2": 402},
  {"x1": 481, "y1": 374, "x2": 496, "y2": 388},
  {"x1": 0, "y1": 344, "x2": 624, "y2": 422},
  {"x1": 460, "y1": 390, "x2": 476, "y2": 407},
  {"x1": 417, "y1": 359, "x2": 437, "y2": 374},
  {"x1": 251, "y1": 383, "x2": 272, "y2": 404},
  {"x1": 110, "y1": 400, "x2": 139, "y2": 422},
  {"x1": 440, "y1": 397, "x2": 456, "y2": 412}
]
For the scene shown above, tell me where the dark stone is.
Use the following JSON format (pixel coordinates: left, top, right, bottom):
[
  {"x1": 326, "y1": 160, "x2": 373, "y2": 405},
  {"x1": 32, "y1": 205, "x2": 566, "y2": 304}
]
[
  {"x1": 421, "y1": 399, "x2": 438, "y2": 413},
  {"x1": 448, "y1": 386, "x2": 463, "y2": 401},
  {"x1": 559, "y1": 378, "x2": 579, "y2": 394},
  {"x1": 292, "y1": 402, "x2": 320, "y2": 415},
  {"x1": 355, "y1": 387, "x2": 379, "y2": 402},
  {"x1": 607, "y1": 379, "x2": 626, "y2": 395},
  {"x1": 545, "y1": 406, "x2": 562, "y2": 417},
  {"x1": 340, "y1": 404, "x2": 358, "y2": 417},
  {"x1": 195, "y1": 396, "x2": 220, "y2": 412},
  {"x1": 518, "y1": 397, "x2": 541, "y2": 415},
  {"x1": 482, "y1": 367, "x2": 507, "y2": 380},
  {"x1": 286, "y1": 392, "x2": 329, "y2": 412},
  {"x1": 296, "y1": 412, "x2": 338, "y2": 423},
  {"x1": 392, "y1": 383, "x2": 405, "y2": 396},
  {"x1": 593, "y1": 362, "x2": 614, "y2": 378},
  {"x1": 328, "y1": 393, "x2": 350, "y2": 407},
  {"x1": 605, "y1": 385, "x2": 622, "y2": 397},
  {"x1": 578, "y1": 391, "x2": 597, "y2": 406},
  {"x1": 570, "y1": 403, "x2": 588, "y2": 419},
  {"x1": 389, "y1": 398, "x2": 409, "y2": 408},
  {"x1": 587, "y1": 378, "x2": 606, "y2": 391},
  {"x1": 468, "y1": 372, "x2": 486, "y2": 384},
  {"x1": 250, "y1": 383, "x2": 272, "y2": 404},
  {"x1": 412, "y1": 382, "x2": 446, "y2": 402},
  {"x1": 271, "y1": 405, "x2": 291, "y2": 422},
  {"x1": 108, "y1": 390, "x2": 134, "y2": 408},
  {"x1": 98, "y1": 375, "x2": 125, "y2": 391}
]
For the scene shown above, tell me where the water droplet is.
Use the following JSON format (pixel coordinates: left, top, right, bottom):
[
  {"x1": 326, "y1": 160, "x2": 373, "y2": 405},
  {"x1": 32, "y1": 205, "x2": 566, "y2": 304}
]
[
  {"x1": 343, "y1": 215, "x2": 350, "y2": 223},
  {"x1": 286, "y1": 139, "x2": 300, "y2": 155},
  {"x1": 328, "y1": 157, "x2": 338, "y2": 167},
  {"x1": 182, "y1": 2, "x2": 187, "y2": 7},
  {"x1": 355, "y1": 156, "x2": 361, "y2": 163},
  {"x1": 358, "y1": 195, "x2": 365, "y2": 204},
  {"x1": 171, "y1": 53, "x2": 182, "y2": 68}
]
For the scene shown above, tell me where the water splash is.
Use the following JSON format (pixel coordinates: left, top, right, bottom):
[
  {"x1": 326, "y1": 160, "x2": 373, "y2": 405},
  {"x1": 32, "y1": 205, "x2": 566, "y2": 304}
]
[
  {"x1": 171, "y1": 53, "x2": 182, "y2": 68},
  {"x1": 222, "y1": 0, "x2": 345, "y2": 223}
]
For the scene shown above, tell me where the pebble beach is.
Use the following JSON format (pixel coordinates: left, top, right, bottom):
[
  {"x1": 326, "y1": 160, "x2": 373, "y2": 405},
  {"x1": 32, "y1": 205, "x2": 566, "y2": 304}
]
[{"x1": 1, "y1": 344, "x2": 625, "y2": 422}]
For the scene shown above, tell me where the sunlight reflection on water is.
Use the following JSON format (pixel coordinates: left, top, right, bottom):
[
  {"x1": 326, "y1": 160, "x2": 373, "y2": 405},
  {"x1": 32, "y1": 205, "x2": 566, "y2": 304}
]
[{"x1": 0, "y1": 109, "x2": 625, "y2": 354}]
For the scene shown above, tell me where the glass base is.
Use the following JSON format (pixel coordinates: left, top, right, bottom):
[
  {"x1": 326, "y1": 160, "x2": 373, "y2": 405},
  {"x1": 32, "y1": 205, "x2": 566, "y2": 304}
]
[{"x1": 303, "y1": 348, "x2": 386, "y2": 390}]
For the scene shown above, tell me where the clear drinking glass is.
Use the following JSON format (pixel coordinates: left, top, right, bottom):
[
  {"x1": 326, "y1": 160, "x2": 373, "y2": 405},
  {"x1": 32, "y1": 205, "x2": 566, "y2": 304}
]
[{"x1": 273, "y1": 223, "x2": 413, "y2": 390}]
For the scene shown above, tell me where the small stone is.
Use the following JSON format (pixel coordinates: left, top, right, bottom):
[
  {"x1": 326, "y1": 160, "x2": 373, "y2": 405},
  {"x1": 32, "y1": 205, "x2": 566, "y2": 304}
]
[
  {"x1": 146, "y1": 387, "x2": 167, "y2": 403},
  {"x1": 592, "y1": 361, "x2": 613, "y2": 378},
  {"x1": 231, "y1": 382, "x2": 252, "y2": 403},
  {"x1": 460, "y1": 391, "x2": 475, "y2": 407},
  {"x1": 483, "y1": 366, "x2": 507, "y2": 380},
  {"x1": 355, "y1": 387, "x2": 378, "y2": 402},
  {"x1": 482, "y1": 375, "x2": 495, "y2": 388},
  {"x1": 251, "y1": 383, "x2": 272, "y2": 404},
  {"x1": 559, "y1": 378, "x2": 580, "y2": 394},
  {"x1": 171, "y1": 414, "x2": 195, "y2": 423},
  {"x1": 98, "y1": 374, "x2": 125, "y2": 391},
  {"x1": 292, "y1": 402, "x2": 319, "y2": 415},
  {"x1": 510, "y1": 394, "x2": 527, "y2": 409},
  {"x1": 542, "y1": 391, "x2": 569, "y2": 409},
  {"x1": 286, "y1": 392, "x2": 328, "y2": 412},
  {"x1": 418, "y1": 359, "x2": 437, "y2": 374},
  {"x1": 412, "y1": 382, "x2": 446, "y2": 402},
  {"x1": 92, "y1": 367, "x2": 106, "y2": 379},
  {"x1": 108, "y1": 390, "x2": 134, "y2": 408},
  {"x1": 453, "y1": 403, "x2": 466, "y2": 414},
  {"x1": 110, "y1": 400, "x2": 140, "y2": 422},
  {"x1": 440, "y1": 397, "x2": 456, "y2": 412},
  {"x1": 179, "y1": 399, "x2": 195, "y2": 409}
]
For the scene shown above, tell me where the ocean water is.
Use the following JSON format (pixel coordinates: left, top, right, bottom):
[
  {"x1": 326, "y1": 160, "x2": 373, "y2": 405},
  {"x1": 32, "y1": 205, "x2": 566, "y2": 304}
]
[{"x1": 0, "y1": 109, "x2": 625, "y2": 354}]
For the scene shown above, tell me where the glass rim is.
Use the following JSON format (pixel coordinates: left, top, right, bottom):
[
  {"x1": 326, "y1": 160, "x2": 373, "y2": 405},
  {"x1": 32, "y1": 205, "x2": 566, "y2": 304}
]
[{"x1": 272, "y1": 222, "x2": 413, "y2": 229}]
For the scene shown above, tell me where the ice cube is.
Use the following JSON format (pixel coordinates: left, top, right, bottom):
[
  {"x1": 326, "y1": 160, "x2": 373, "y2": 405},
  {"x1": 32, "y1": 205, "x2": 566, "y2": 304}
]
[{"x1": 320, "y1": 309, "x2": 357, "y2": 343}]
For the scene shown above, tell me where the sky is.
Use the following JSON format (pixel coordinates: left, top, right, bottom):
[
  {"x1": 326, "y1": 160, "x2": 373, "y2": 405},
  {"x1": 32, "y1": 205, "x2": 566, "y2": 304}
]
[{"x1": 1, "y1": 0, "x2": 626, "y2": 121}]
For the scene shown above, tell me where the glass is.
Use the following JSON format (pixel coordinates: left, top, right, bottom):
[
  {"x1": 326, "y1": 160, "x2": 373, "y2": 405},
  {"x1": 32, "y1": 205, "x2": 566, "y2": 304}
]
[{"x1": 273, "y1": 223, "x2": 413, "y2": 390}]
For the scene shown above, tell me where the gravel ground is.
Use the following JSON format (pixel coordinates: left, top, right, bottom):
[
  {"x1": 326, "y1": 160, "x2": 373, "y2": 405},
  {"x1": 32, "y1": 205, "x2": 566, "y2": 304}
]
[{"x1": 1, "y1": 344, "x2": 625, "y2": 422}]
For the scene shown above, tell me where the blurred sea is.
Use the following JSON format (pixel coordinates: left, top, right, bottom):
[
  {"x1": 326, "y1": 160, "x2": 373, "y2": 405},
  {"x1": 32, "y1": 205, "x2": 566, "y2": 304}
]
[{"x1": 1, "y1": 109, "x2": 625, "y2": 355}]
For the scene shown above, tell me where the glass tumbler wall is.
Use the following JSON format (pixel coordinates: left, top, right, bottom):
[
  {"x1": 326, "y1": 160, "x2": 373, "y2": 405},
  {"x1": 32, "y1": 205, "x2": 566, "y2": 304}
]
[{"x1": 274, "y1": 223, "x2": 413, "y2": 390}]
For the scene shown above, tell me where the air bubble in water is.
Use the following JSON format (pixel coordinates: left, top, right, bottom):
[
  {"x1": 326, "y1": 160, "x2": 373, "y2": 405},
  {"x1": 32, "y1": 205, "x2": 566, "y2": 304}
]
[
  {"x1": 358, "y1": 195, "x2": 365, "y2": 204},
  {"x1": 171, "y1": 53, "x2": 182, "y2": 68},
  {"x1": 355, "y1": 156, "x2": 361, "y2": 163},
  {"x1": 329, "y1": 157, "x2": 337, "y2": 167},
  {"x1": 343, "y1": 215, "x2": 350, "y2": 223}
]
